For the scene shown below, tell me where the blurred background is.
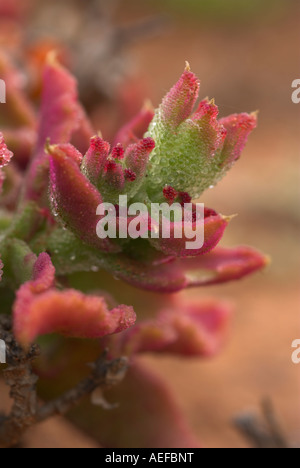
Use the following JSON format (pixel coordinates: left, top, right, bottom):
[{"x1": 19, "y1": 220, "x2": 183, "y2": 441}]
[{"x1": 1, "y1": 0, "x2": 299, "y2": 448}]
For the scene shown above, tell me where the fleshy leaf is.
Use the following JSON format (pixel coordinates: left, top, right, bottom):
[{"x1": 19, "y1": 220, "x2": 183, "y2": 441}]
[
  {"x1": 23, "y1": 54, "x2": 92, "y2": 203},
  {"x1": 149, "y1": 206, "x2": 230, "y2": 257},
  {"x1": 120, "y1": 298, "x2": 231, "y2": 357},
  {"x1": 13, "y1": 253, "x2": 136, "y2": 346},
  {"x1": 123, "y1": 137, "x2": 155, "y2": 200},
  {"x1": 101, "y1": 244, "x2": 269, "y2": 293},
  {"x1": 30, "y1": 251, "x2": 56, "y2": 292},
  {"x1": 14, "y1": 289, "x2": 136, "y2": 347},
  {"x1": 3, "y1": 201, "x2": 46, "y2": 243},
  {"x1": 218, "y1": 112, "x2": 257, "y2": 168},
  {"x1": 48, "y1": 143, "x2": 120, "y2": 252},
  {"x1": 145, "y1": 65, "x2": 256, "y2": 200},
  {"x1": 52, "y1": 143, "x2": 83, "y2": 166},
  {"x1": 155, "y1": 62, "x2": 200, "y2": 129},
  {"x1": 82, "y1": 135, "x2": 155, "y2": 204},
  {"x1": 99, "y1": 159, "x2": 126, "y2": 202},
  {"x1": 81, "y1": 136, "x2": 111, "y2": 186},
  {"x1": 157, "y1": 300, "x2": 231, "y2": 357},
  {"x1": 125, "y1": 137, "x2": 155, "y2": 180},
  {"x1": 0, "y1": 238, "x2": 37, "y2": 288},
  {"x1": 46, "y1": 229, "x2": 268, "y2": 293}
]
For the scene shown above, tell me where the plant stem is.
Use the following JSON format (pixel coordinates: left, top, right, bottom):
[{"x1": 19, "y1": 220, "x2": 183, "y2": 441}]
[{"x1": 0, "y1": 316, "x2": 128, "y2": 448}]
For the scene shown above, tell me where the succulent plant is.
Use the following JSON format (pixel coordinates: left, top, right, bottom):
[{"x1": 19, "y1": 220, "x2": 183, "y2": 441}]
[{"x1": 0, "y1": 48, "x2": 267, "y2": 448}]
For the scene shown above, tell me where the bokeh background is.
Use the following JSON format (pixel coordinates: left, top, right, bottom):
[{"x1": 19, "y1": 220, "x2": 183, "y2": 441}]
[{"x1": 1, "y1": 0, "x2": 299, "y2": 448}]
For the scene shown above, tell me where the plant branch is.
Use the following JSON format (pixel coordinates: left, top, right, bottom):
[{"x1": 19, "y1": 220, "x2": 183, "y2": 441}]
[
  {"x1": 0, "y1": 315, "x2": 128, "y2": 448},
  {"x1": 0, "y1": 315, "x2": 40, "y2": 448},
  {"x1": 234, "y1": 398, "x2": 289, "y2": 449}
]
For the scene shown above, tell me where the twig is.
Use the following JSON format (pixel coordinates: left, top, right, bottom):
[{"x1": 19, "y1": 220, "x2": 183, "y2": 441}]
[
  {"x1": 0, "y1": 315, "x2": 128, "y2": 448},
  {"x1": 0, "y1": 315, "x2": 40, "y2": 449},
  {"x1": 83, "y1": 0, "x2": 121, "y2": 23},
  {"x1": 262, "y1": 399, "x2": 289, "y2": 449},
  {"x1": 234, "y1": 399, "x2": 289, "y2": 449},
  {"x1": 113, "y1": 16, "x2": 169, "y2": 50}
]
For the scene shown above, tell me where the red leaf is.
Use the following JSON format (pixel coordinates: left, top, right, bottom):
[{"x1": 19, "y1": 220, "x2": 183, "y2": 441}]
[
  {"x1": 14, "y1": 289, "x2": 135, "y2": 346},
  {"x1": 106, "y1": 245, "x2": 269, "y2": 293},
  {"x1": 48, "y1": 143, "x2": 120, "y2": 252},
  {"x1": 24, "y1": 54, "x2": 92, "y2": 202},
  {"x1": 121, "y1": 297, "x2": 231, "y2": 358},
  {"x1": 149, "y1": 206, "x2": 230, "y2": 257},
  {"x1": 219, "y1": 112, "x2": 257, "y2": 166},
  {"x1": 125, "y1": 137, "x2": 155, "y2": 179},
  {"x1": 13, "y1": 253, "x2": 136, "y2": 346},
  {"x1": 81, "y1": 136, "x2": 111, "y2": 185},
  {"x1": 159, "y1": 63, "x2": 200, "y2": 129},
  {"x1": 191, "y1": 98, "x2": 227, "y2": 156}
]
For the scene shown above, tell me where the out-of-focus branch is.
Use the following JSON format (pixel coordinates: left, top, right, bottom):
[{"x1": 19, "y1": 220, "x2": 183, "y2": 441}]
[
  {"x1": 234, "y1": 399, "x2": 289, "y2": 449},
  {"x1": 25, "y1": 1, "x2": 168, "y2": 106},
  {"x1": 113, "y1": 16, "x2": 169, "y2": 50},
  {"x1": 0, "y1": 315, "x2": 128, "y2": 448},
  {"x1": 74, "y1": 14, "x2": 168, "y2": 105}
]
